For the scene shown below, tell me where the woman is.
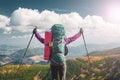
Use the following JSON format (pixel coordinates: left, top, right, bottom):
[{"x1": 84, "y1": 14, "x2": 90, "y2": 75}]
[{"x1": 33, "y1": 24, "x2": 83, "y2": 80}]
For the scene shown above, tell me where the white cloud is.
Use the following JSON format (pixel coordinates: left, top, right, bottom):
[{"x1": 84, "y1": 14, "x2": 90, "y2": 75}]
[
  {"x1": 0, "y1": 7, "x2": 120, "y2": 44},
  {"x1": 11, "y1": 34, "x2": 31, "y2": 39},
  {"x1": 80, "y1": 15, "x2": 120, "y2": 44},
  {"x1": 0, "y1": 15, "x2": 12, "y2": 34},
  {"x1": 0, "y1": 15, "x2": 10, "y2": 28},
  {"x1": 10, "y1": 8, "x2": 40, "y2": 26},
  {"x1": 3, "y1": 27, "x2": 12, "y2": 34},
  {"x1": 9, "y1": 7, "x2": 83, "y2": 32}
]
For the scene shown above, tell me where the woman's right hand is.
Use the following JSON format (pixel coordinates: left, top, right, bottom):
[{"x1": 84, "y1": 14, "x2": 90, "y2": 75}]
[
  {"x1": 33, "y1": 27, "x2": 37, "y2": 34},
  {"x1": 80, "y1": 28, "x2": 83, "y2": 34}
]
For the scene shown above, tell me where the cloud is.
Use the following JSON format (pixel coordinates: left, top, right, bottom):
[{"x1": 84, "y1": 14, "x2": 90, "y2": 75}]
[
  {"x1": 3, "y1": 27, "x2": 12, "y2": 34},
  {"x1": 0, "y1": 15, "x2": 9, "y2": 28},
  {"x1": 0, "y1": 15, "x2": 11, "y2": 34},
  {"x1": 80, "y1": 15, "x2": 120, "y2": 44},
  {"x1": 10, "y1": 34, "x2": 31, "y2": 39},
  {"x1": 0, "y1": 7, "x2": 120, "y2": 44},
  {"x1": 9, "y1": 7, "x2": 83, "y2": 32}
]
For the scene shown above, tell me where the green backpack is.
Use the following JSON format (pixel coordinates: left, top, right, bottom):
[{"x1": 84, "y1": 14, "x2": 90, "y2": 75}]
[{"x1": 50, "y1": 24, "x2": 67, "y2": 65}]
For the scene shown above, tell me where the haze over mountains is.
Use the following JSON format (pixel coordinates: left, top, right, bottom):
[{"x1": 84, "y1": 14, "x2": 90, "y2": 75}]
[{"x1": 0, "y1": 43, "x2": 120, "y2": 66}]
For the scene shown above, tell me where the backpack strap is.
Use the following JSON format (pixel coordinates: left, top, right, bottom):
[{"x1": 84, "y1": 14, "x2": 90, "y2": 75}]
[{"x1": 64, "y1": 45, "x2": 68, "y2": 56}]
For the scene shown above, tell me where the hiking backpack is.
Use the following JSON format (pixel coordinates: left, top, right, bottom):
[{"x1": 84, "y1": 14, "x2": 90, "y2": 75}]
[{"x1": 50, "y1": 24, "x2": 68, "y2": 65}]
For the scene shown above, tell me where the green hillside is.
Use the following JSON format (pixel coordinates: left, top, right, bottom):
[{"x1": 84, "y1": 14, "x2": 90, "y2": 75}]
[
  {"x1": 0, "y1": 47, "x2": 120, "y2": 80},
  {"x1": 90, "y1": 47, "x2": 120, "y2": 56},
  {"x1": 1, "y1": 56, "x2": 120, "y2": 80},
  {"x1": 0, "y1": 65, "x2": 50, "y2": 80}
]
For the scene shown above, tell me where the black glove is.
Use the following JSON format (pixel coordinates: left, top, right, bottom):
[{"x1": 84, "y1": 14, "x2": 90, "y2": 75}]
[
  {"x1": 33, "y1": 27, "x2": 37, "y2": 34},
  {"x1": 80, "y1": 28, "x2": 83, "y2": 34}
]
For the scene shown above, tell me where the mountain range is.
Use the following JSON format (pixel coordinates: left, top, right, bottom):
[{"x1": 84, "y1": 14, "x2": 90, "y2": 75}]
[{"x1": 0, "y1": 43, "x2": 120, "y2": 66}]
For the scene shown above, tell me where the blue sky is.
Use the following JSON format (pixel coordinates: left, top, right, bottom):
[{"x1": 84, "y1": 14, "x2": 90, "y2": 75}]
[
  {"x1": 0, "y1": 0, "x2": 120, "y2": 48},
  {"x1": 0, "y1": 0, "x2": 109, "y2": 17}
]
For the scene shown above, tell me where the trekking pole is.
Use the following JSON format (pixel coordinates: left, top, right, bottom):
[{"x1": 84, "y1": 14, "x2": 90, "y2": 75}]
[
  {"x1": 15, "y1": 27, "x2": 37, "y2": 74},
  {"x1": 80, "y1": 28, "x2": 92, "y2": 77},
  {"x1": 80, "y1": 28, "x2": 91, "y2": 65},
  {"x1": 22, "y1": 26, "x2": 37, "y2": 59}
]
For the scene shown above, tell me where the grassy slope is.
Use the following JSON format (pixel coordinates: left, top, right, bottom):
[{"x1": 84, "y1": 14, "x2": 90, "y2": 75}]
[
  {"x1": 90, "y1": 47, "x2": 120, "y2": 56},
  {"x1": 67, "y1": 55, "x2": 120, "y2": 80},
  {"x1": 1, "y1": 47, "x2": 120, "y2": 80},
  {"x1": 1, "y1": 56, "x2": 120, "y2": 80}
]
